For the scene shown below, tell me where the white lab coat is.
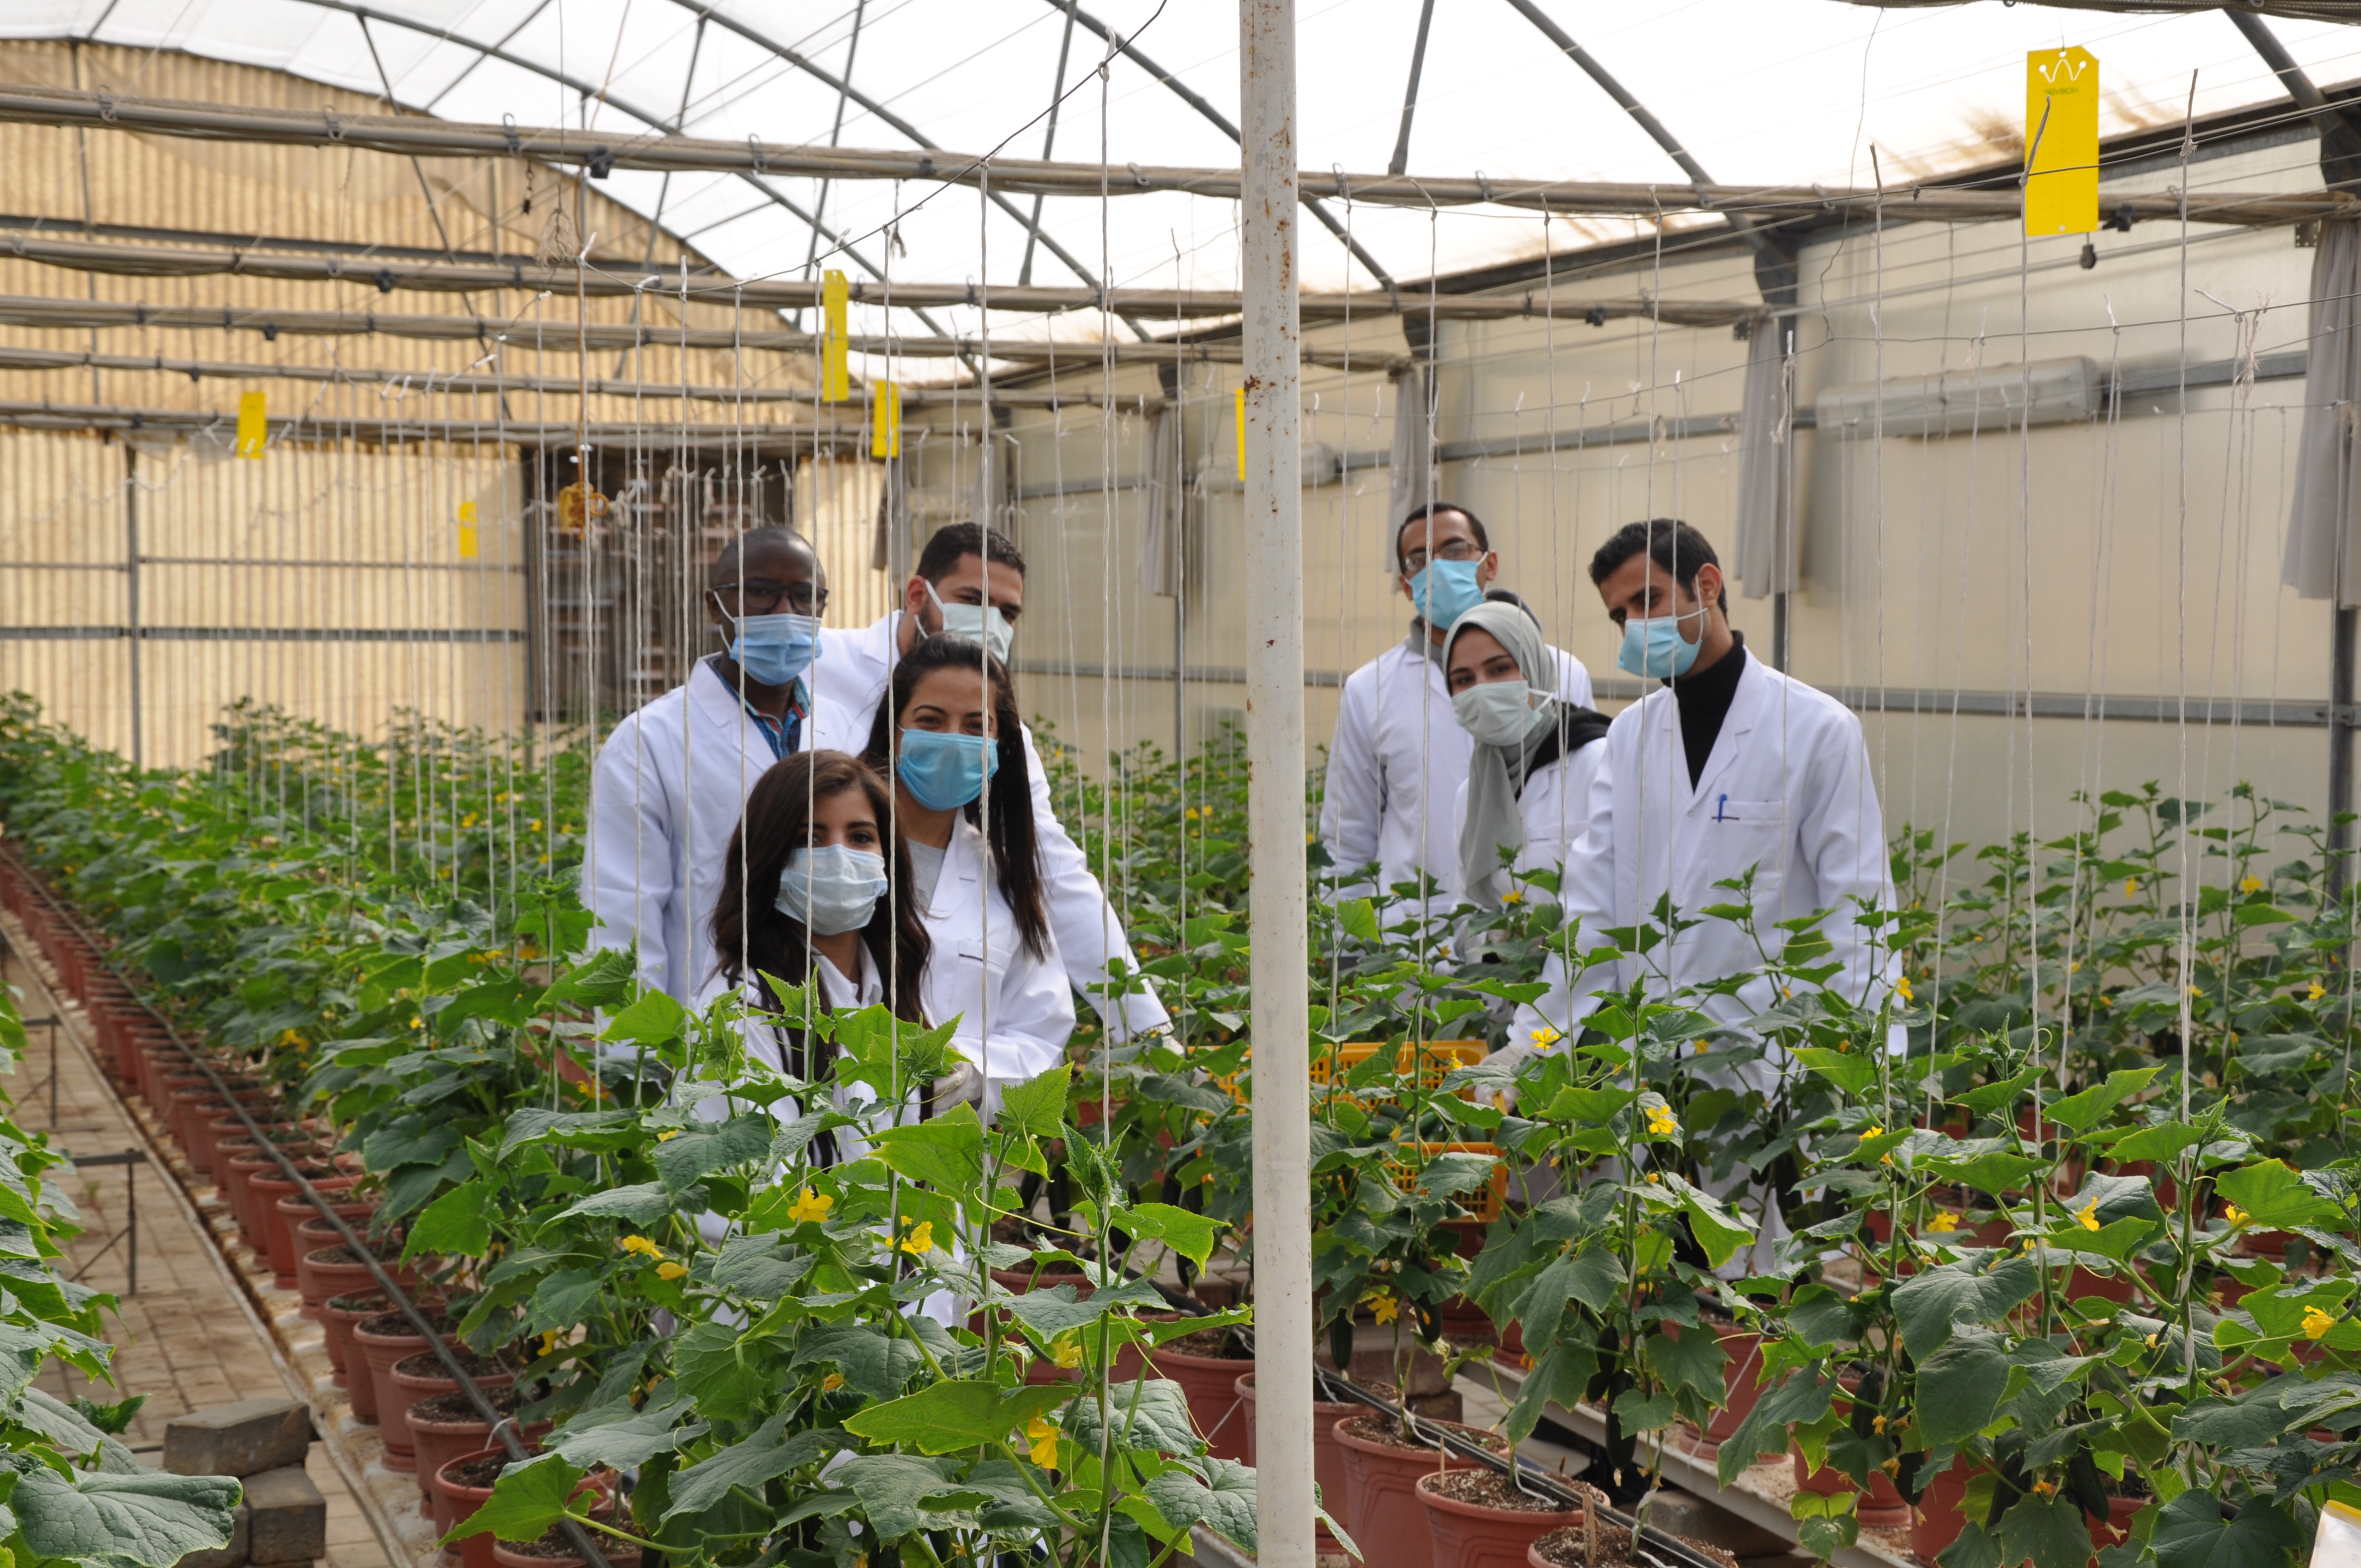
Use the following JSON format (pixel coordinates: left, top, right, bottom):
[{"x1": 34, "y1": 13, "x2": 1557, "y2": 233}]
[
  {"x1": 1449, "y1": 736, "x2": 1608, "y2": 905},
  {"x1": 915, "y1": 815, "x2": 1077, "y2": 1120},
  {"x1": 1321, "y1": 630, "x2": 1593, "y2": 913},
  {"x1": 813, "y1": 611, "x2": 1171, "y2": 1040},
  {"x1": 1511, "y1": 652, "x2": 1902, "y2": 1068},
  {"x1": 584, "y1": 658, "x2": 803, "y2": 1003}
]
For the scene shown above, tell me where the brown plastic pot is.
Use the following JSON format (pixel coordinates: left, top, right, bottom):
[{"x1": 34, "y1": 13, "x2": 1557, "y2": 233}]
[
  {"x1": 1135, "y1": 1340, "x2": 1252, "y2": 1462},
  {"x1": 1418, "y1": 1468, "x2": 1579, "y2": 1568},
  {"x1": 1236, "y1": 1372, "x2": 1353, "y2": 1549},
  {"x1": 435, "y1": 1448, "x2": 526, "y2": 1568},
  {"x1": 412, "y1": 1388, "x2": 551, "y2": 1518},
  {"x1": 355, "y1": 1309, "x2": 456, "y2": 1456},
  {"x1": 492, "y1": 1538, "x2": 639, "y2": 1568},
  {"x1": 302, "y1": 1245, "x2": 413, "y2": 1325},
  {"x1": 323, "y1": 1293, "x2": 391, "y2": 1403},
  {"x1": 388, "y1": 1349, "x2": 519, "y2": 1485},
  {"x1": 255, "y1": 1170, "x2": 362, "y2": 1287},
  {"x1": 1911, "y1": 1456, "x2": 1976, "y2": 1565},
  {"x1": 1663, "y1": 1318, "x2": 1763, "y2": 1455},
  {"x1": 1336, "y1": 1414, "x2": 1512, "y2": 1568},
  {"x1": 2089, "y1": 1496, "x2": 2150, "y2": 1553}
]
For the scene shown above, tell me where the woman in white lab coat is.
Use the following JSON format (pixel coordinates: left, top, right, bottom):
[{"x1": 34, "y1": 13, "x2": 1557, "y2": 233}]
[
  {"x1": 704, "y1": 749, "x2": 937, "y2": 1161},
  {"x1": 1443, "y1": 600, "x2": 1613, "y2": 913},
  {"x1": 862, "y1": 635, "x2": 1074, "y2": 1118}
]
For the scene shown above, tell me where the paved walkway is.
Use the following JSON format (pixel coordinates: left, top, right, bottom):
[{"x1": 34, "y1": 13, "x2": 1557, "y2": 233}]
[{"x1": 6, "y1": 944, "x2": 393, "y2": 1568}]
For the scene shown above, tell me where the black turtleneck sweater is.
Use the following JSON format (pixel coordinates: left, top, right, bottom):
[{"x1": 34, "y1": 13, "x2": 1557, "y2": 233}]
[{"x1": 1669, "y1": 630, "x2": 1746, "y2": 788}]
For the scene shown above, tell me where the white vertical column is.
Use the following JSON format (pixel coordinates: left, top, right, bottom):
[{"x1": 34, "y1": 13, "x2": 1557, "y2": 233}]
[{"x1": 1238, "y1": 1, "x2": 1312, "y2": 1566}]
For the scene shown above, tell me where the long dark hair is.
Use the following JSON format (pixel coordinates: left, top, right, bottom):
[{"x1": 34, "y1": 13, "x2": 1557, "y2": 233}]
[
  {"x1": 863, "y1": 634, "x2": 1051, "y2": 959},
  {"x1": 711, "y1": 750, "x2": 931, "y2": 1030}
]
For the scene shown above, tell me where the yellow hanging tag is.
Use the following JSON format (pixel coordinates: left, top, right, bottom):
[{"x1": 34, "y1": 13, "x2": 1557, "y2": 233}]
[
  {"x1": 235, "y1": 392, "x2": 267, "y2": 459},
  {"x1": 2025, "y1": 47, "x2": 2099, "y2": 237},
  {"x1": 822, "y1": 269, "x2": 850, "y2": 402},
  {"x1": 871, "y1": 380, "x2": 901, "y2": 458},
  {"x1": 1234, "y1": 386, "x2": 1247, "y2": 482},
  {"x1": 457, "y1": 499, "x2": 480, "y2": 559}
]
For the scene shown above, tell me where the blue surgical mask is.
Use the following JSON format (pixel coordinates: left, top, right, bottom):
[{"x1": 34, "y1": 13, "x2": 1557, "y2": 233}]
[
  {"x1": 896, "y1": 728, "x2": 999, "y2": 810},
  {"x1": 776, "y1": 846, "x2": 889, "y2": 935},
  {"x1": 1407, "y1": 558, "x2": 1485, "y2": 631},
  {"x1": 723, "y1": 611, "x2": 822, "y2": 687},
  {"x1": 1617, "y1": 609, "x2": 1706, "y2": 680}
]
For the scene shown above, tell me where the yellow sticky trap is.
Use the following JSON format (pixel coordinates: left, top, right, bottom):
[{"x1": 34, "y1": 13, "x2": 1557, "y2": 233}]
[
  {"x1": 235, "y1": 392, "x2": 267, "y2": 459},
  {"x1": 871, "y1": 380, "x2": 901, "y2": 459},
  {"x1": 556, "y1": 482, "x2": 606, "y2": 536},
  {"x1": 822, "y1": 269, "x2": 850, "y2": 403},
  {"x1": 1234, "y1": 386, "x2": 1247, "y2": 482},
  {"x1": 457, "y1": 499, "x2": 480, "y2": 560},
  {"x1": 2025, "y1": 47, "x2": 2099, "y2": 237}
]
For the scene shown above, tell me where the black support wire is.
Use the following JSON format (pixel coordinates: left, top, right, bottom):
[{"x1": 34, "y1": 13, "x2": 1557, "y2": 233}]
[{"x1": 0, "y1": 847, "x2": 614, "y2": 1568}]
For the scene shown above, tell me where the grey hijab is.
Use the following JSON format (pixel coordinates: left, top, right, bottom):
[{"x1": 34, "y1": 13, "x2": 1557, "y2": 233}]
[{"x1": 1445, "y1": 601, "x2": 1560, "y2": 910}]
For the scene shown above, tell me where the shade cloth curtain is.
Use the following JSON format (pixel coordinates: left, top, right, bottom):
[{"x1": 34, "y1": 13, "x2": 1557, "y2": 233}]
[
  {"x1": 2283, "y1": 219, "x2": 2361, "y2": 606},
  {"x1": 1140, "y1": 406, "x2": 1185, "y2": 598},
  {"x1": 1733, "y1": 315, "x2": 1798, "y2": 599}
]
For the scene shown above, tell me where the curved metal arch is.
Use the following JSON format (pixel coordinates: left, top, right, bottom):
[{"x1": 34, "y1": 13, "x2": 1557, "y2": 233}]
[
  {"x1": 650, "y1": 0, "x2": 1128, "y2": 318},
  {"x1": 1030, "y1": 0, "x2": 1396, "y2": 290},
  {"x1": 161, "y1": 0, "x2": 958, "y2": 339}
]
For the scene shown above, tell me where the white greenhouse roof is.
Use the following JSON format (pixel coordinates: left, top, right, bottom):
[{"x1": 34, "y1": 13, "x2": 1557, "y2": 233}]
[{"x1": 7, "y1": 0, "x2": 2361, "y2": 351}]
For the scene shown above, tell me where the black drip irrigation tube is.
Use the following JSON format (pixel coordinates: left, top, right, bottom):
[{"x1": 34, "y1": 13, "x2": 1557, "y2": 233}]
[
  {"x1": 1234, "y1": 1335, "x2": 1732, "y2": 1568},
  {"x1": 1, "y1": 848, "x2": 615, "y2": 1568}
]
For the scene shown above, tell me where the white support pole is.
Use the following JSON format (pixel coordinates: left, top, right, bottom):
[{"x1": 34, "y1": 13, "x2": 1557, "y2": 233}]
[{"x1": 1239, "y1": 1, "x2": 1312, "y2": 1566}]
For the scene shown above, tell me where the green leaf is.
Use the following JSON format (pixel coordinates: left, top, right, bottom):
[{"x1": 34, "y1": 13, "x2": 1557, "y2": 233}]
[
  {"x1": 363, "y1": 1121, "x2": 458, "y2": 1173},
  {"x1": 1926, "y1": 1149, "x2": 2047, "y2": 1199},
  {"x1": 12, "y1": 1464, "x2": 241, "y2": 1568},
  {"x1": 404, "y1": 1179, "x2": 492, "y2": 1261},
  {"x1": 1940, "y1": 1522, "x2": 2004, "y2": 1568},
  {"x1": 869, "y1": 1107, "x2": 986, "y2": 1197},
  {"x1": 552, "y1": 1183, "x2": 674, "y2": 1226},
  {"x1": 442, "y1": 1453, "x2": 584, "y2": 1544},
  {"x1": 790, "y1": 1323, "x2": 922, "y2": 1403},
  {"x1": 1004, "y1": 1279, "x2": 1167, "y2": 1343},
  {"x1": 1915, "y1": 1326, "x2": 2011, "y2": 1445},
  {"x1": 497, "y1": 1109, "x2": 640, "y2": 1157},
  {"x1": 843, "y1": 1380, "x2": 1077, "y2": 1456},
  {"x1": 1115, "y1": 1202, "x2": 1219, "y2": 1269},
  {"x1": 1613, "y1": 1388, "x2": 1676, "y2": 1433},
  {"x1": 1956, "y1": 1068, "x2": 2042, "y2": 1117},
  {"x1": 550, "y1": 1385, "x2": 705, "y2": 1471},
  {"x1": 1891, "y1": 1256, "x2": 2039, "y2": 1360},
  {"x1": 1337, "y1": 899, "x2": 1379, "y2": 944},
  {"x1": 1661, "y1": 1172, "x2": 1754, "y2": 1269},
  {"x1": 998, "y1": 1066, "x2": 1071, "y2": 1142},
  {"x1": 661, "y1": 1412, "x2": 849, "y2": 1519},
  {"x1": 1718, "y1": 1371, "x2": 1834, "y2": 1487},
  {"x1": 2047, "y1": 1068, "x2": 2163, "y2": 1135},
  {"x1": 1795, "y1": 1048, "x2": 1878, "y2": 1098},
  {"x1": 1999, "y1": 1493, "x2": 2099, "y2": 1568},
  {"x1": 708, "y1": 1233, "x2": 814, "y2": 1301},
  {"x1": 674, "y1": 1323, "x2": 777, "y2": 1423},
  {"x1": 2151, "y1": 1488, "x2": 2304, "y2": 1568},
  {"x1": 2217, "y1": 1160, "x2": 2340, "y2": 1230},
  {"x1": 2112, "y1": 1121, "x2": 2206, "y2": 1165},
  {"x1": 1065, "y1": 1380, "x2": 1203, "y2": 1460},
  {"x1": 1645, "y1": 1324, "x2": 1728, "y2": 1404},
  {"x1": 599, "y1": 989, "x2": 687, "y2": 1046},
  {"x1": 1515, "y1": 1246, "x2": 1624, "y2": 1349},
  {"x1": 829, "y1": 1454, "x2": 964, "y2": 1540},
  {"x1": 652, "y1": 1117, "x2": 772, "y2": 1193},
  {"x1": 1144, "y1": 1457, "x2": 1259, "y2": 1554},
  {"x1": 540, "y1": 949, "x2": 638, "y2": 1011}
]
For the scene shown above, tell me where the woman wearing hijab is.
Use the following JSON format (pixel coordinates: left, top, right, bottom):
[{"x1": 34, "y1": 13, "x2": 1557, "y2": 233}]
[{"x1": 1443, "y1": 599, "x2": 1614, "y2": 912}]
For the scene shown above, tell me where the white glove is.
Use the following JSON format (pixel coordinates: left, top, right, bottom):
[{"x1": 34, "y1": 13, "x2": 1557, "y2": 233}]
[{"x1": 931, "y1": 1060, "x2": 983, "y2": 1111}]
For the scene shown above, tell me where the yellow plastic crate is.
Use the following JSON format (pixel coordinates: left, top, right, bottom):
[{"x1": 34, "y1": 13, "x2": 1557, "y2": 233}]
[
  {"x1": 1385, "y1": 1141, "x2": 1508, "y2": 1223},
  {"x1": 1220, "y1": 1039, "x2": 1487, "y2": 1103}
]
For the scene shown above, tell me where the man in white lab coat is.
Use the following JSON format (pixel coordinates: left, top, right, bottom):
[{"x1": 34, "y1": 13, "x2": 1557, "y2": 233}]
[
  {"x1": 1320, "y1": 503, "x2": 1592, "y2": 919},
  {"x1": 809, "y1": 522, "x2": 1171, "y2": 1042},
  {"x1": 1509, "y1": 521, "x2": 1901, "y2": 1264},
  {"x1": 584, "y1": 526, "x2": 825, "y2": 1003}
]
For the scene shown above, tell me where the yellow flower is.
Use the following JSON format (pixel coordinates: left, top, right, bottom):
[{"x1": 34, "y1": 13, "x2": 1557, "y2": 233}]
[
  {"x1": 1927, "y1": 1211, "x2": 1959, "y2": 1234},
  {"x1": 2303, "y1": 1306, "x2": 2337, "y2": 1341},
  {"x1": 656, "y1": 1261, "x2": 688, "y2": 1281},
  {"x1": 1864, "y1": 1125, "x2": 1885, "y2": 1139},
  {"x1": 822, "y1": 1373, "x2": 846, "y2": 1392},
  {"x1": 1645, "y1": 1172, "x2": 1661, "y2": 1184},
  {"x1": 278, "y1": 1028, "x2": 304, "y2": 1047},
  {"x1": 409, "y1": 1016, "x2": 423, "y2": 1029},
  {"x1": 1184, "y1": 807, "x2": 1200, "y2": 821},
  {"x1": 2076, "y1": 1201, "x2": 2101, "y2": 1232},
  {"x1": 2241, "y1": 876, "x2": 2262, "y2": 893},
  {"x1": 1366, "y1": 1292, "x2": 1401, "y2": 1325},
  {"x1": 1895, "y1": 975, "x2": 1914, "y2": 1003},
  {"x1": 1026, "y1": 1414, "x2": 1060, "y2": 1467},
  {"x1": 2033, "y1": 1480, "x2": 2056, "y2": 1499},
  {"x1": 2145, "y1": 1333, "x2": 2159, "y2": 1349},
  {"x1": 1693, "y1": 1040, "x2": 1709, "y2": 1054},
  {"x1": 538, "y1": 1330, "x2": 561, "y2": 1356},
  {"x1": 898, "y1": 1221, "x2": 934, "y2": 1255},
  {"x1": 1531, "y1": 1026, "x2": 1562, "y2": 1048},
  {"x1": 619, "y1": 1235, "x2": 663, "y2": 1259},
  {"x1": 2124, "y1": 878, "x2": 2137, "y2": 897},
  {"x1": 1871, "y1": 1415, "x2": 1887, "y2": 1434},
  {"x1": 1646, "y1": 1107, "x2": 1679, "y2": 1137},
  {"x1": 2310, "y1": 982, "x2": 2327, "y2": 1003},
  {"x1": 656, "y1": 1129, "x2": 682, "y2": 1141},
  {"x1": 787, "y1": 1189, "x2": 834, "y2": 1224},
  {"x1": 2223, "y1": 1204, "x2": 2249, "y2": 1229},
  {"x1": 1051, "y1": 1333, "x2": 1084, "y2": 1369},
  {"x1": 530, "y1": 819, "x2": 543, "y2": 832}
]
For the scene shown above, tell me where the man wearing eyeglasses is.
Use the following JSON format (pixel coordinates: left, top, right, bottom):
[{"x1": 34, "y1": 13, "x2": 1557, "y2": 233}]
[
  {"x1": 585, "y1": 526, "x2": 829, "y2": 1003},
  {"x1": 1319, "y1": 503, "x2": 1592, "y2": 923}
]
